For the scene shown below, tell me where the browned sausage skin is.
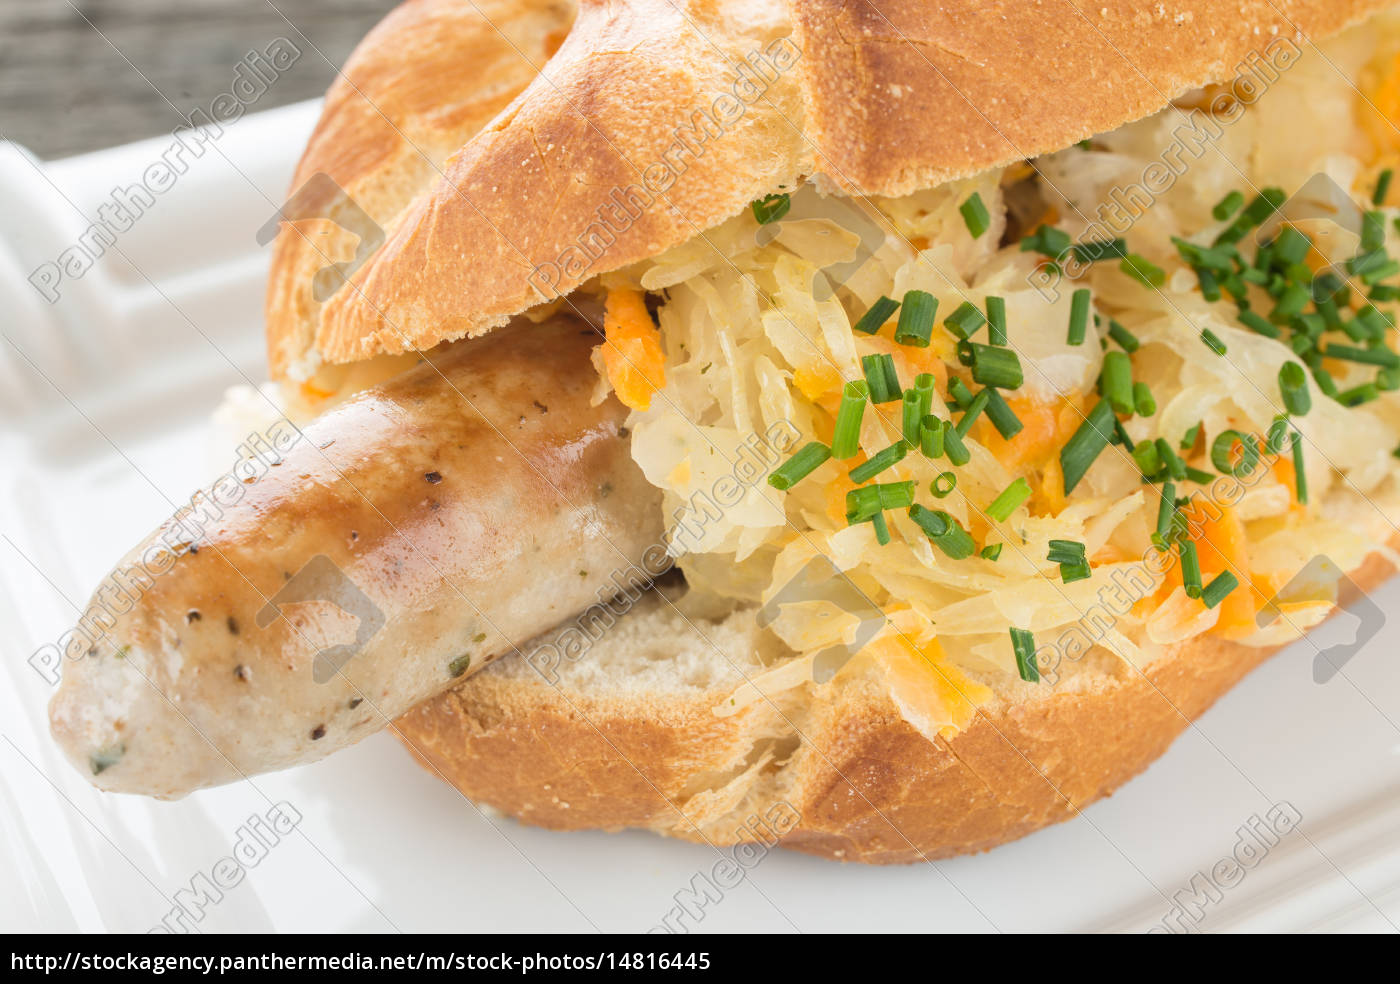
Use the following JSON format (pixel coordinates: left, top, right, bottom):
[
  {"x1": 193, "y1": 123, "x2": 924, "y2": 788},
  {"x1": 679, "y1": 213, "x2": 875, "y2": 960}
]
[{"x1": 49, "y1": 317, "x2": 664, "y2": 798}]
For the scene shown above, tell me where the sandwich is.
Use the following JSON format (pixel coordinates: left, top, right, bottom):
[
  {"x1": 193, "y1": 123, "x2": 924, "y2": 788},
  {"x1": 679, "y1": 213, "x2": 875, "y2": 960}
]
[{"x1": 48, "y1": 0, "x2": 1400, "y2": 864}]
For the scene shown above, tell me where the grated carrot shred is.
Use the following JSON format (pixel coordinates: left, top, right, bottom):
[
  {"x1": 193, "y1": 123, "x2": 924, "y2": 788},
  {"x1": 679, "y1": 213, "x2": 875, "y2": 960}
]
[
  {"x1": 600, "y1": 287, "x2": 666, "y2": 411},
  {"x1": 794, "y1": 362, "x2": 843, "y2": 402},
  {"x1": 1362, "y1": 52, "x2": 1400, "y2": 161},
  {"x1": 1183, "y1": 500, "x2": 1257, "y2": 637}
]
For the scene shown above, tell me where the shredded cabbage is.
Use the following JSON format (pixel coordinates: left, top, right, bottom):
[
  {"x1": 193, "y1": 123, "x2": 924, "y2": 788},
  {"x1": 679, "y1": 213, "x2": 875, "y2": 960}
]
[{"x1": 598, "y1": 17, "x2": 1400, "y2": 740}]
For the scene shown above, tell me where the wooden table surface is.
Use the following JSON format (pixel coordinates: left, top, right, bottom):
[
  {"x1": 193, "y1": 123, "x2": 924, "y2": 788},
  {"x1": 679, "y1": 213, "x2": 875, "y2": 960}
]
[{"x1": 0, "y1": 0, "x2": 398, "y2": 159}]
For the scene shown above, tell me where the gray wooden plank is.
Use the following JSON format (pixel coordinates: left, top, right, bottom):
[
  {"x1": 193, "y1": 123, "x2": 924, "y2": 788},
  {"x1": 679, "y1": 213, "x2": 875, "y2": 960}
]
[{"x1": 0, "y1": 0, "x2": 398, "y2": 158}]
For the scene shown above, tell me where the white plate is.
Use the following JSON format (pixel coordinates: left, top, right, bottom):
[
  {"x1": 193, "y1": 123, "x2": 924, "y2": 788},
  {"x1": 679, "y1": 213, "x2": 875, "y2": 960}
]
[{"x1": 1, "y1": 103, "x2": 1398, "y2": 935}]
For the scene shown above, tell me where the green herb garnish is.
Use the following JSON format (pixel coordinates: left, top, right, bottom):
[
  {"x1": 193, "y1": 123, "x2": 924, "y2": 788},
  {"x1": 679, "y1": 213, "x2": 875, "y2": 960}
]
[{"x1": 768, "y1": 441, "x2": 832, "y2": 490}]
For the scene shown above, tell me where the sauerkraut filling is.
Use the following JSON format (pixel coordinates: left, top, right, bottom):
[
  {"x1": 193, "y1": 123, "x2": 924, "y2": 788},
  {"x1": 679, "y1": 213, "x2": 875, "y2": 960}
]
[{"x1": 592, "y1": 16, "x2": 1400, "y2": 739}]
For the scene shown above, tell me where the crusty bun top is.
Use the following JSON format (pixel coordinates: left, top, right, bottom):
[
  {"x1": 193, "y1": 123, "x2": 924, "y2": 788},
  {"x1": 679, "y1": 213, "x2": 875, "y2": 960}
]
[{"x1": 264, "y1": 0, "x2": 1391, "y2": 380}]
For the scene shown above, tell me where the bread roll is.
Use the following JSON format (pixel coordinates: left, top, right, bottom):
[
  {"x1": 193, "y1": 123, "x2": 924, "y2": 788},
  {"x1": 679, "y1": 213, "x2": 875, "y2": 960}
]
[{"x1": 263, "y1": 0, "x2": 1400, "y2": 861}]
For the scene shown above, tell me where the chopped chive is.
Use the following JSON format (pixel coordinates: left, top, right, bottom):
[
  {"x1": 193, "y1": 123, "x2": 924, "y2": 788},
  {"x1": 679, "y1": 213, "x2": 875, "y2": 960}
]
[
  {"x1": 1099, "y1": 350, "x2": 1134, "y2": 415},
  {"x1": 1340, "y1": 315, "x2": 1373, "y2": 344},
  {"x1": 1266, "y1": 414, "x2": 1292, "y2": 455},
  {"x1": 1321, "y1": 343, "x2": 1400, "y2": 369},
  {"x1": 751, "y1": 193, "x2": 790, "y2": 224},
  {"x1": 847, "y1": 481, "x2": 916, "y2": 522},
  {"x1": 1155, "y1": 438, "x2": 1187, "y2": 481},
  {"x1": 1316, "y1": 294, "x2": 1347, "y2": 328},
  {"x1": 914, "y1": 373, "x2": 936, "y2": 418},
  {"x1": 930, "y1": 472, "x2": 958, "y2": 498},
  {"x1": 768, "y1": 441, "x2": 831, "y2": 490},
  {"x1": 848, "y1": 442, "x2": 908, "y2": 483},
  {"x1": 1047, "y1": 539, "x2": 1087, "y2": 566},
  {"x1": 845, "y1": 486, "x2": 881, "y2": 523},
  {"x1": 944, "y1": 301, "x2": 986, "y2": 340},
  {"x1": 1112, "y1": 417, "x2": 1135, "y2": 451},
  {"x1": 1267, "y1": 285, "x2": 1309, "y2": 325},
  {"x1": 1021, "y1": 225, "x2": 1073, "y2": 258},
  {"x1": 987, "y1": 478, "x2": 1032, "y2": 522},
  {"x1": 1379, "y1": 366, "x2": 1400, "y2": 391},
  {"x1": 1375, "y1": 169, "x2": 1394, "y2": 206},
  {"x1": 983, "y1": 387, "x2": 1024, "y2": 438},
  {"x1": 980, "y1": 543, "x2": 1004, "y2": 561},
  {"x1": 1271, "y1": 226, "x2": 1312, "y2": 266},
  {"x1": 1243, "y1": 189, "x2": 1288, "y2": 234},
  {"x1": 1026, "y1": 225, "x2": 1074, "y2": 257},
  {"x1": 1254, "y1": 240, "x2": 1276, "y2": 273},
  {"x1": 1362, "y1": 259, "x2": 1400, "y2": 285},
  {"x1": 1133, "y1": 382, "x2": 1156, "y2": 417},
  {"x1": 1348, "y1": 249, "x2": 1392, "y2": 279},
  {"x1": 1180, "y1": 540, "x2": 1203, "y2": 598},
  {"x1": 942, "y1": 420, "x2": 971, "y2": 466},
  {"x1": 1338, "y1": 382, "x2": 1380, "y2": 407},
  {"x1": 894, "y1": 290, "x2": 937, "y2": 347},
  {"x1": 1363, "y1": 211, "x2": 1388, "y2": 253},
  {"x1": 1238, "y1": 309, "x2": 1280, "y2": 338},
  {"x1": 1073, "y1": 238, "x2": 1127, "y2": 264},
  {"x1": 1294, "y1": 312, "x2": 1326, "y2": 340},
  {"x1": 1180, "y1": 421, "x2": 1203, "y2": 451},
  {"x1": 1068, "y1": 289, "x2": 1091, "y2": 345},
  {"x1": 1060, "y1": 561, "x2": 1093, "y2": 584},
  {"x1": 1201, "y1": 571, "x2": 1239, "y2": 609},
  {"x1": 1245, "y1": 187, "x2": 1287, "y2": 223},
  {"x1": 1155, "y1": 480, "x2": 1177, "y2": 547},
  {"x1": 1132, "y1": 440, "x2": 1161, "y2": 475},
  {"x1": 1197, "y1": 267, "x2": 1222, "y2": 302},
  {"x1": 1107, "y1": 320, "x2": 1140, "y2": 353},
  {"x1": 960, "y1": 192, "x2": 991, "y2": 238},
  {"x1": 852, "y1": 295, "x2": 900, "y2": 335},
  {"x1": 1357, "y1": 304, "x2": 1394, "y2": 337},
  {"x1": 956, "y1": 388, "x2": 990, "y2": 437},
  {"x1": 1213, "y1": 188, "x2": 1286, "y2": 245},
  {"x1": 1120, "y1": 253, "x2": 1166, "y2": 288},
  {"x1": 1185, "y1": 466, "x2": 1216, "y2": 485},
  {"x1": 871, "y1": 511, "x2": 891, "y2": 545},
  {"x1": 1200, "y1": 328, "x2": 1227, "y2": 356},
  {"x1": 908, "y1": 505, "x2": 976, "y2": 559},
  {"x1": 1010, "y1": 627, "x2": 1040, "y2": 683},
  {"x1": 879, "y1": 482, "x2": 916, "y2": 510},
  {"x1": 955, "y1": 340, "x2": 975, "y2": 368},
  {"x1": 1291, "y1": 430, "x2": 1308, "y2": 505},
  {"x1": 1283, "y1": 262, "x2": 1313, "y2": 285},
  {"x1": 986, "y1": 296, "x2": 1008, "y2": 345},
  {"x1": 1313, "y1": 366, "x2": 1339, "y2": 399},
  {"x1": 919, "y1": 414, "x2": 945, "y2": 459},
  {"x1": 831, "y1": 381, "x2": 869, "y2": 458},
  {"x1": 1060, "y1": 399, "x2": 1116, "y2": 494},
  {"x1": 1210, "y1": 429, "x2": 1260, "y2": 477},
  {"x1": 1278, "y1": 362, "x2": 1311, "y2": 416},
  {"x1": 1212, "y1": 190, "x2": 1245, "y2": 222},
  {"x1": 948, "y1": 377, "x2": 975, "y2": 410},
  {"x1": 902, "y1": 389, "x2": 924, "y2": 446},
  {"x1": 1174, "y1": 237, "x2": 1238, "y2": 272},
  {"x1": 969, "y1": 344, "x2": 1023, "y2": 389},
  {"x1": 861, "y1": 353, "x2": 903, "y2": 402}
]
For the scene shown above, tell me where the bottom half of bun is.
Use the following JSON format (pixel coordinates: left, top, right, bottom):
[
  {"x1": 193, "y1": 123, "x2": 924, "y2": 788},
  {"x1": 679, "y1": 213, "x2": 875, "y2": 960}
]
[{"x1": 393, "y1": 545, "x2": 1397, "y2": 865}]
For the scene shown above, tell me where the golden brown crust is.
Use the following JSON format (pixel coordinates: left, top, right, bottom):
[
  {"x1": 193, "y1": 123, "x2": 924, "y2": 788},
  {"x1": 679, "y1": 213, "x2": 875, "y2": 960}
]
[
  {"x1": 266, "y1": 0, "x2": 1394, "y2": 377},
  {"x1": 792, "y1": 0, "x2": 1390, "y2": 197},
  {"x1": 395, "y1": 544, "x2": 1398, "y2": 864},
  {"x1": 264, "y1": 0, "x2": 581, "y2": 379}
]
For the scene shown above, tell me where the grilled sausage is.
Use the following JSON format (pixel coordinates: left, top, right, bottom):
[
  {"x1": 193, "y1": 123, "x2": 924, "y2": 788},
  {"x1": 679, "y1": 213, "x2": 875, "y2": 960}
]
[{"x1": 49, "y1": 316, "x2": 665, "y2": 797}]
